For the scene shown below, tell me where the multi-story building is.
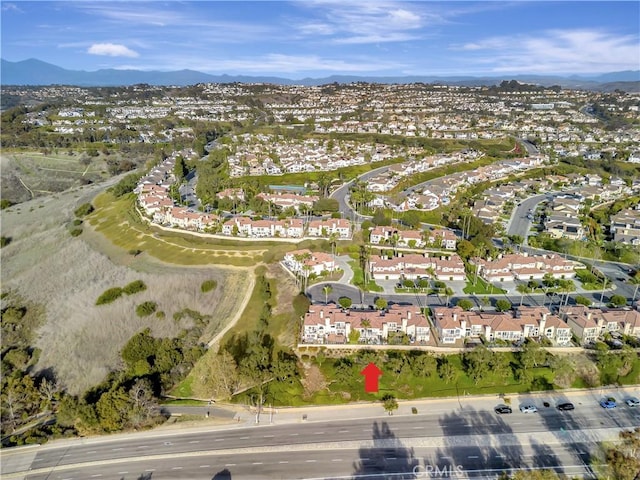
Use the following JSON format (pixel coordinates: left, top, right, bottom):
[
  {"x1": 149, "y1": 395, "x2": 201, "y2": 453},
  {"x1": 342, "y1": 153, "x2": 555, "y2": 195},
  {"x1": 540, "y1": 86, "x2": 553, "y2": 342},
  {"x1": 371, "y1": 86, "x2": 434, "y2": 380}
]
[{"x1": 302, "y1": 304, "x2": 430, "y2": 345}]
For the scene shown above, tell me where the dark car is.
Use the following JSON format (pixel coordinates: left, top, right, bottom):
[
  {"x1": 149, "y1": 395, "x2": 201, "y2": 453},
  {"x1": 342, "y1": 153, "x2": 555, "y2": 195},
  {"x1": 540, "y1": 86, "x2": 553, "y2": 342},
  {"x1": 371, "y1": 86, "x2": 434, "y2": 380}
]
[
  {"x1": 557, "y1": 402, "x2": 575, "y2": 411},
  {"x1": 495, "y1": 404, "x2": 513, "y2": 414}
]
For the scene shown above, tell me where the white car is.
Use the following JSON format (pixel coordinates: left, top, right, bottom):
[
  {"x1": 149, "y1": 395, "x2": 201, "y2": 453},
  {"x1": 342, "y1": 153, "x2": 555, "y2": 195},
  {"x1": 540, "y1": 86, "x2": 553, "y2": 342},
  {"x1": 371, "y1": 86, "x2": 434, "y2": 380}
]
[
  {"x1": 626, "y1": 397, "x2": 640, "y2": 407},
  {"x1": 520, "y1": 405, "x2": 538, "y2": 413}
]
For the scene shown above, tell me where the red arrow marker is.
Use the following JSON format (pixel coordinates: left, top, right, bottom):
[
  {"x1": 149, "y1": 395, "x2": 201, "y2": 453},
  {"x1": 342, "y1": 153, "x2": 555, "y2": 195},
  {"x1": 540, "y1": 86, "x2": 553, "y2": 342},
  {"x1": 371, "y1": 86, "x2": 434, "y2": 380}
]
[{"x1": 360, "y1": 362, "x2": 383, "y2": 393}]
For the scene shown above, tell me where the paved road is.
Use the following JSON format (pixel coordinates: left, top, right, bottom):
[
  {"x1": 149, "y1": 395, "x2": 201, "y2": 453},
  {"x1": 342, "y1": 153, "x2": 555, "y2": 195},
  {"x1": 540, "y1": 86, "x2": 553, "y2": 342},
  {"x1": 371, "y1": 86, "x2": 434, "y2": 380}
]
[
  {"x1": 4, "y1": 388, "x2": 639, "y2": 479},
  {"x1": 330, "y1": 165, "x2": 391, "y2": 223}
]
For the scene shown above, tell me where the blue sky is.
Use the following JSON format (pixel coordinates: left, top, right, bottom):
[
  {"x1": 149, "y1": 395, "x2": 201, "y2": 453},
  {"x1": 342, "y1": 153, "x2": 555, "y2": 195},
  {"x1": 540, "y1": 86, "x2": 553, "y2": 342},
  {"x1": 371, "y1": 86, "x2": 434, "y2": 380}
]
[{"x1": 2, "y1": 1, "x2": 639, "y2": 78}]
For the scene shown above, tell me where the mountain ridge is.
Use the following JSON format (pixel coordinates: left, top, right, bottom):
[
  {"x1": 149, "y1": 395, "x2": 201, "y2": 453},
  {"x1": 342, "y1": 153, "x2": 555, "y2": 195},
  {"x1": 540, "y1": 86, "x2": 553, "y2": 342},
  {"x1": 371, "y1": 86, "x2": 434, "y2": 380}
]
[{"x1": 2, "y1": 58, "x2": 639, "y2": 91}]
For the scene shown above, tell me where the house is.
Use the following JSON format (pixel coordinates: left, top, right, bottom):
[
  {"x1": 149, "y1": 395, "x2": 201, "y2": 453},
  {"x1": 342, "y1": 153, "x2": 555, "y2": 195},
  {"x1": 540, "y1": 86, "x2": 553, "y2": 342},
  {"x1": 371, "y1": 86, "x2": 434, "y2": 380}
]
[
  {"x1": 431, "y1": 305, "x2": 571, "y2": 345},
  {"x1": 558, "y1": 305, "x2": 600, "y2": 345},
  {"x1": 307, "y1": 219, "x2": 352, "y2": 238},
  {"x1": 302, "y1": 304, "x2": 430, "y2": 344},
  {"x1": 283, "y1": 249, "x2": 337, "y2": 277}
]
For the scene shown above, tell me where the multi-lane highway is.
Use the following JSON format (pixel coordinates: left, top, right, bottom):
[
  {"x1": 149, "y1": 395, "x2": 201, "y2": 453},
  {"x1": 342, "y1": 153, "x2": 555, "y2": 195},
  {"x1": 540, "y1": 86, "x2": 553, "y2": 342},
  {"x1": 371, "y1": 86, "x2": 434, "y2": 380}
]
[{"x1": 3, "y1": 390, "x2": 639, "y2": 479}]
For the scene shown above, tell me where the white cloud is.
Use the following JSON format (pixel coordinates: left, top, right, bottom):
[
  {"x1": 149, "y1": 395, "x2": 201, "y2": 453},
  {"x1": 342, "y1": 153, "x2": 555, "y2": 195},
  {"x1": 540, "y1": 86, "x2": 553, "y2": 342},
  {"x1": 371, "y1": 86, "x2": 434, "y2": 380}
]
[
  {"x1": 295, "y1": 1, "x2": 427, "y2": 44},
  {"x1": 2, "y1": 2, "x2": 23, "y2": 13},
  {"x1": 453, "y1": 29, "x2": 640, "y2": 74},
  {"x1": 87, "y1": 43, "x2": 139, "y2": 58},
  {"x1": 204, "y1": 53, "x2": 406, "y2": 75}
]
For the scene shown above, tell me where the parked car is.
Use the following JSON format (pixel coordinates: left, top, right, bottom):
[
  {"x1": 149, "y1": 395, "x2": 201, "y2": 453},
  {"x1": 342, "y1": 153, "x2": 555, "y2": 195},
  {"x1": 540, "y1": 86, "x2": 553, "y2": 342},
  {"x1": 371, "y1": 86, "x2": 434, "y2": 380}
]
[
  {"x1": 495, "y1": 404, "x2": 512, "y2": 414},
  {"x1": 520, "y1": 405, "x2": 538, "y2": 413},
  {"x1": 600, "y1": 397, "x2": 617, "y2": 409},
  {"x1": 625, "y1": 397, "x2": 639, "y2": 407},
  {"x1": 557, "y1": 402, "x2": 575, "y2": 411}
]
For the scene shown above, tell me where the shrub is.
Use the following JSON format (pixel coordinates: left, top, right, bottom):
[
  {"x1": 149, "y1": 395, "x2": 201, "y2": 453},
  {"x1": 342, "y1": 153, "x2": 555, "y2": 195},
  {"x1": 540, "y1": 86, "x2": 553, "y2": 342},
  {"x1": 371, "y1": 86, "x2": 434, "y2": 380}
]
[
  {"x1": 123, "y1": 280, "x2": 147, "y2": 295},
  {"x1": 96, "y1": 287, "x2": 124, "y2": 305},
  {"x1": 72, "y1": 219, "x2": 83, "y2": 226},
  {"x1": 74, "y1": 202, "x2": 94, "y2": 217},
  {"x1": 70, "y1": 228, "x2": 83, "y2": 237},
  {"x1": 128, "y1": 249, "x2": 142, "y2": 256},
  {"x1": 0, "y1": 236, "x2": 12, "y2": 248},
  {"x1": 200, "y1": 279, "x2": 218, "y2": 293},
  {"x1": 136, "y1": 301, "x2": 157, "y2": 317}
]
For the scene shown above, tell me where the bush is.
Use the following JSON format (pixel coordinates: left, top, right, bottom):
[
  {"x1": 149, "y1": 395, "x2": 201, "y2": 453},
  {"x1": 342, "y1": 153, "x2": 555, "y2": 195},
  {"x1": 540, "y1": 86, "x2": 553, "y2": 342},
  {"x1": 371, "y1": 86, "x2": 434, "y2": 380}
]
[
  {"x1": 128, "y1": 249, "x2": 142, "y2": 256},
  {"x1": 0, "y1": 236, "x2": 12, "y2": 248},
  {"x1": 200, "y1": 279, "x2": 218, "y2": 293},
  {"x1": 69, "y1": 228, "x2": 83, "y2": 237},
  {"x1": 74, "y1": 202, "x2": 94, "y2": 217},
  {"x1": 123, "y1": 280, "x2": 147, "y2": 295},
  {"x1": 72, "y1": 219, "x2": 83, "y2": 226},
  {"x1": 136, "y1": 301, "x2": 158, "y2": 317},
  {"x1": 96, "y1": 287, "x2": 124, "y2": 305}
]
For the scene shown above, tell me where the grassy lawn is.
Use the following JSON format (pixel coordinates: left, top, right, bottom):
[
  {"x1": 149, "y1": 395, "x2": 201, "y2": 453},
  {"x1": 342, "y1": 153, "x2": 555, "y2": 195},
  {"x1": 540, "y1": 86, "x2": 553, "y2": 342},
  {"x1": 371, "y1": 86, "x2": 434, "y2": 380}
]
[
  {"x1": 169, "y1": 375, "x2": 195, "y2": 398},
  {"x1": 305, "y1": 352, "x2": 557, "y2": 406},
  {"x1": 348, "y1": 260, "x2": 383, "y2": 293},
  {"x1": 89, "y1": 192, "x2": 280, "y2": 266},
  {"x1": 463, "y1": 276, "x2": 507, "y2": 294}
]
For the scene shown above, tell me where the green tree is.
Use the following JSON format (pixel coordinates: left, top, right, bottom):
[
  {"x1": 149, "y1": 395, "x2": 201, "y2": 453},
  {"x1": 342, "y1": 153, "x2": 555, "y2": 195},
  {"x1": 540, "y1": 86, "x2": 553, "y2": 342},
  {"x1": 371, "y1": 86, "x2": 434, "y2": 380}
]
[
  {"x1": 437, "y1": 357, "x2": 457, "y2": 383},
  {"x1": 575, "y1": 295, "x2": 592, "y2": 306},
  {"x1": 323, "y1": 285, "x2": 333, "y2": 305},
  {"x1": 519, "y1": 340, "x2": 547, "y2": 369},
  {"x1": 605, "y1": 428, "x2": 640, "y2": 480},
  {"x1": 456, "y1": 298, "x2": 474, "y2": 311},
  {"x1": 136, "y1": 301, "x2": 158, "y2": 317},
  {"x1": 495, "y1": 299, "x2": 512, "y2": 312},
  {"x1": 609, "y1": 294, "x2": 627, "y2": 307},
  {"x1": 381, "y1": 393, "x2": 398, "y2": 416},
  {"x1": 411, "y1": 353, "x2": 437, "y2": 377},
  {"x1": 338, "y1": 296, "x2": 352, "y2": 309},
  {"x1": 463, "y1": 345, "x2": 492, "y2": 385},
  {"x1": 374, "y1": 297, "x2": 388, "y2": 310},
  {"x1": 173, "y1": 155, "x2": 188, "y2": 181}
]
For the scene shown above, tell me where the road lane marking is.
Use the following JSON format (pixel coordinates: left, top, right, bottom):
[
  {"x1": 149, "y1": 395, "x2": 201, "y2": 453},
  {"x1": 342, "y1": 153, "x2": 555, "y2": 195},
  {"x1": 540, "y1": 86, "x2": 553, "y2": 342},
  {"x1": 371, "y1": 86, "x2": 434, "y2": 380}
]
[
  {"x1": 145, "y1": 469, "x2": 155, "y2": 472},
  {"x1": 263, "y1": 435, "x2": 274, "y2": 438},
  {"x1": 289, "y1": 433, "x2": 299, "y2": 436},
  {"x1": 90, "y1": 475, "x2": 102, "y2": 478},
  {"x1": 138, "y1": 446, "x2": 149, "y2": 449},
  {"x1": 279, "y1": 461, "x2": 289, "y2": 464},
  {"x1": 225, "y1": 464, "x2": 236, "y2": 467},
  {"x1": 386, "y1": 457, "x2": 397, "y2": 460},
  {"x1": 315, "y1": 431, "x2": 325, "y2": 434},
  {"x1": 215, "y1": 438, "x2": 224, "y2": 441},
  {"x1": 200, "y1": 465, "x2": 210, "y2": 468},
  {"x1": 332, "y1": 459, "x2": 343, "y2": 462},
  {"x1": 112, "y1": 448, "x2": 123, "y2": 451},
  {"x1": 253, "y1": 462, "x2": 263, "y2": 465},
  {"x1": 240, "y1": 436, "x2": 250, "y2": 440},
  {"x1": 117, "y1": 473, "x2": 128, "y2": 475},
  {"x1": 306, "y1": 460, "x2": 317, "y2": 463},
  {"x1": 87, "y1": 451, "x2": 96, "y2": 454},
  {"x1": 412, "y1": 426, "x2": 424, "y2": 429},
  {"x1": 172, "y1": 467, "x2": 183, "y2": 470},
  {"x1": 339, "y1": 430, "x2": 349, "y2": 433},
  {"x1": 468, "y1": 455, "x2": 479, "y2": 459},
  {"x1": 189, "y1": 440, "x2": 200, "y2": 444}
]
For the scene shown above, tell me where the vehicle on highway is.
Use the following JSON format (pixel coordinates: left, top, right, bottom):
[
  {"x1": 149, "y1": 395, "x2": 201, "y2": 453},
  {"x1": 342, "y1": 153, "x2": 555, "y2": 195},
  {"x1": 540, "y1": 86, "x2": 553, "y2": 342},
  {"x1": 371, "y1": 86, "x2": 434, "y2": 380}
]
[
  {"x1": 600, "y1": 397, "x2": 617, "y2": 409},
  {"x1": 519, "y1": 405, "x2": 538, "y2": 413},
  {"x1": 625, "y1": 397, "x2": 640, "y2": 407},
  {"x1": 495, "y1": 404, "x2": 512, "y2": 414},
  {"x1": 557, "y1": 402, "x2": 575, "y2": 411}
]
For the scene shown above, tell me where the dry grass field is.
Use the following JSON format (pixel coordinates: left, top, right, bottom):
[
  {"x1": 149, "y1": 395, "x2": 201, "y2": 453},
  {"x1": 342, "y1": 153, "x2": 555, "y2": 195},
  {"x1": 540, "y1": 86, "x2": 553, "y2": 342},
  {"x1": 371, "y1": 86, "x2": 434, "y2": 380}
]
[
  {"x1": 1, "y1": 151, "x2": 115, "y2": 204},
  {"x1": 1, "y1": 180, "x2": 252, "y2": 395}
]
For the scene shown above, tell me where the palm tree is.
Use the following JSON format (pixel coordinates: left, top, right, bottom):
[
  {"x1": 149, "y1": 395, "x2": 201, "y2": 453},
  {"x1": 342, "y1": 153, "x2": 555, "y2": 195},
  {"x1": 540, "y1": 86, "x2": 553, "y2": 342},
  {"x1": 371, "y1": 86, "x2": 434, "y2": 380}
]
[
  {"x1": 516, "y1": 283, "x2": 529, "y2": 307},
  {"x1": 323, "y1": 285, "x2": 333, "y2": 305}
]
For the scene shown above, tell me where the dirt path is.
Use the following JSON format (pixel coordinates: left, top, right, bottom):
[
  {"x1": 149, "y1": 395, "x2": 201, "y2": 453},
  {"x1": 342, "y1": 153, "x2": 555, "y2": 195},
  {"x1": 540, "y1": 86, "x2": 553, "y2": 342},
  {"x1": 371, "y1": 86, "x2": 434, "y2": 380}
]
[{"x1": 207, "y1": 268, "x2": 256, "y2": 349}]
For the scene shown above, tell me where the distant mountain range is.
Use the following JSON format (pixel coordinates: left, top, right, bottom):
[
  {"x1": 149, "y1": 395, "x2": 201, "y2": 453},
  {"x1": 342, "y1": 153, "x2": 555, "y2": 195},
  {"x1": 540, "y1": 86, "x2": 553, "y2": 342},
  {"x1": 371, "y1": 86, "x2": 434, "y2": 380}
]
[{"x1": 2, "y1": 58, "x2": 639, "y2": 91}]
